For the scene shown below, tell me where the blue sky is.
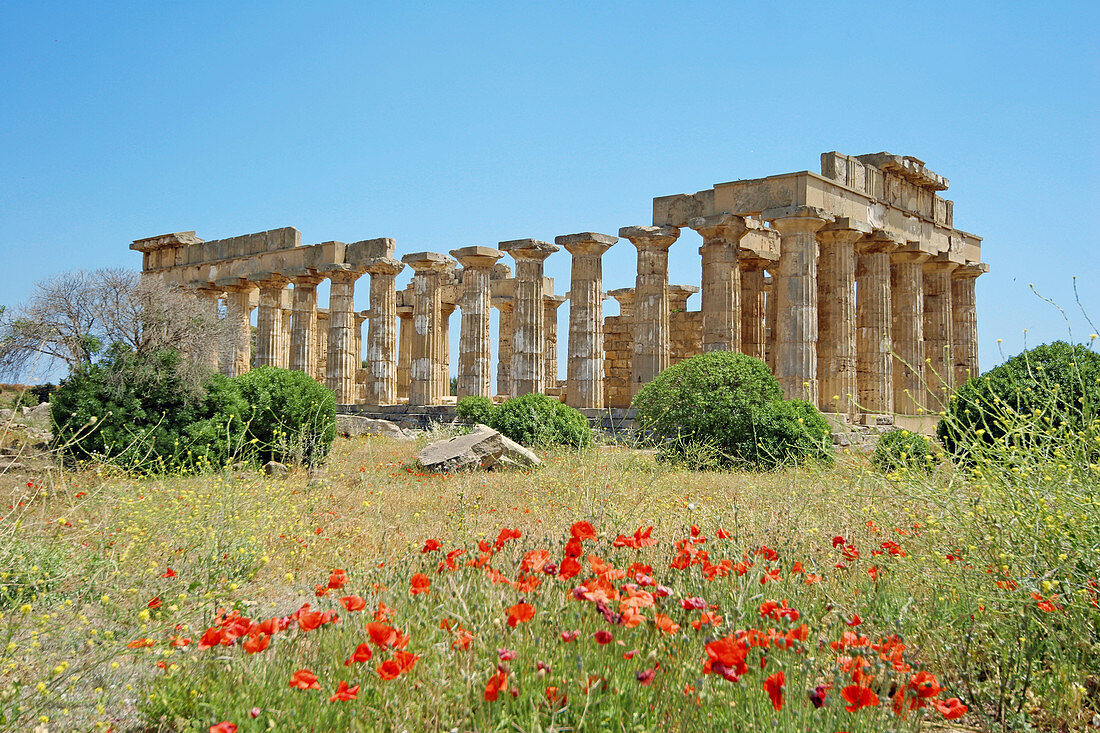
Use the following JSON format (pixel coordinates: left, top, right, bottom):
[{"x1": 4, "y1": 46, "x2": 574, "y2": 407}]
[{"x1": 2, "y1": 1, "x2": 1097, "y2": 381}]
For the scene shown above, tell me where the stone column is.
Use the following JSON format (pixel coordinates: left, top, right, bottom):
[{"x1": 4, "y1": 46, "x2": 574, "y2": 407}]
[
  {"x1": 739, "y1": 259, "x2": 769, "y2": 363},
  {"x1": 289, "y1": 272, "x2": 323, "y2": 376},
  {"x1": 855, "y1": 232, "x2": 901, "y2": 415},
  {"x1": 691, "y1": 214, "x2": 757, "y2": 353},
  {"x1": 252, "y1": 275, "x2": 290, "y2": 369},
  {"x1": 500, "y1": 239, "x2": 560, "y2": 397},
  {"x1": 621, "y1": 225, "x2": 680, "y2": 394},
  {"x1": 923, "y1": 258, "x2": 958, "y2": 411},
  {"x1": 193, "y1": 286, "x2": 223, "y2": 372},
  {"x1": 397, "y1": 303, "x2": 413, "y2": 400},
  {"x1": 220, "y1": 282, "x2": 255, "y2": 377},
  {"x1": 439, "y1": 302, "x2": 456, "y2": 398},
  {"x1": 764, "y1": 206, "x2": 831, "y2": 403},
  {"x1": 544, "y1": 294, "x2": 568, "y2": 387},
  {"x1": 279, "y1": 289, "x2": 293, "y2": 369},
  {"x1": 363, "y1": 258, "x2": 404, "y2": 405},
  {"x1": 557, "y1": 232, "x2": 617, "y2": 409},
  {"x1": 315, "y1": 310, "x2": 329, "y2": 382},
  {"x1": 765, "y1": 273, "x2": 777, "y2": 372},
  {"x1": 493, "y1": 297, "x2": 514, "y2": 397},
  {"x1": 891, "y1": 250, "x2": 930, "y2": 414},
  {"x1": 451, "y1": 246, "x2": 504, "y2": 400},
  {"x1": 402, "y1": 252, "x2": 453, "y2": 406},
  {"x1": 324, "y1": 267, "x2": 364, "y2": 405},
  {"x1": 951, "y1": 264, "x2": 985, "y2": 387},
  {"x1": 816, "y1": 219, "x2": 869, "y2": 415}
]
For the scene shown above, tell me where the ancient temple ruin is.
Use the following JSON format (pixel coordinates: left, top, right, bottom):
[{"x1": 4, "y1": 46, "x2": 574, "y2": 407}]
[{"x1": 131, "y1": 151, "x2": 987, "y2": 425}]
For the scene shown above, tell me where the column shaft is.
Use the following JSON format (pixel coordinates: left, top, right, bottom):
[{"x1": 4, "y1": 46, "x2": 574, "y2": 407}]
[
  {"x1": 223, "y1": 287, "x2": 254, "y2": 378},
  {"x1": 364, "y1": 259, "x2": 404, "y2": 405},
  {"x1": 558, "y1": 233, "x2": 617, "y2": 408},
  {"x1": 290, "y1": 276, "x2": 322, "y2": 376},
  {"x1": 740, "y1": 263, "x2": 768, "y2": 362},
  {"x1": 495, "y1": 300, "x2": 514, "y2": 397},
  {"x1": 254, "y1": 279, "x2": 289, "y2": 369},
  {"x1": 951, "y1": 266, "x2": 983, "y2": 386},
  {"x1": 923, "y1": 261, "x2": 957, "y2": 410},
  {"x1": 452, "y1": 247, "x2": 502, "y2": 399},
  {"x1": 817, "y1": 223, "x2": 865, "y2": 414},
  {"x1": 403, "y1": 253, "x2": 453, "y2": 406},
  {"x1": 326, "y1": 270, "x2": 361, "y2": 404},
  {"x1": 397, "y1": 306, "x2": 413, "y2": 400},
  {"x1": 891, "y1": 252, "x2": 929, "y2": 414},
  {"x1": 622, "y1": 225, "x2": 679, "y2": 394},
  {"x1": 855, "y1": 236, "x2": 899, "y2": 414},
  {"x1": 501, "y1": 239, "x2": 559, "y2": 396}
]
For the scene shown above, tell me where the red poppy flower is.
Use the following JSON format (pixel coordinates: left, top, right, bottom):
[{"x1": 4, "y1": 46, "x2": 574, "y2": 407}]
[
  {"x1": 345, "y1": 643, "x2": 373, "y2": 665},
  {"x1": 570, "y1": 521, "x2": 596, "y2": 541},
  {"x1": 242, "y1": 633, "x2": 270, "y2": 654},
  {"x1": 484, "y1": 670, "x2": 509, "y2": 701},
  {"x1": 197, "y1": 627, "x2": 225, "y2": 650},
  {"x1": 558, "y1": 556, "x2": 582, "y2": 580},
  {"x1": 846, "y1": 614, "x2": 862, "y2": 626},
  {"x1": 288, "y1": 669, "x2": 320, "y2": 690},
  {"x1": 327, "y1": 569, "x2": 348, "y2": 589},
  {"x1": 162, "y1": 568, "x2": 177, "y2": 578},
  {"x1": 654, "y1": 613, "x2": 679, "y2": 635},
  {"x1": 410, "y1": 574, "x2": 431, "y2": 595},
  {"x1": 147, "y1": 596, "x2": 161, "y2": 609},
  {"x1": 593, "y1": 630, "x2": 613, "y2": 644},
  {"x1": 506, "y1": 602, "x2": 534, "y2": 627},
  {"x1": 841, "y1": 684, "x2": 879, "y2": 711},
  {"x1": 832, "y1": 535, "x2": 847, "y2": 548},
  {"x1": 339, "y1": 595, "x2": 366, "y2": 612},
  {"x1": 933, "y1": 697, "x2": 968, "y2": 720},
  {"x1": 493, "y1": 528, "x2": 522, "y2": 550},
  {"x1": 329, "y1": 680, "x2": 360, "y2": 702},
  {"x1": 376, "y1": 650, "x2": 419, "y2": 680},
  {"x1": 421, "y1": 538, "x2": 442, "y2": 553},
  {"x1": 366, "y1": 622, "x2": 407, "y2": 648},
  {"x1": 521, "y1": 549, "x2": 552, "y2": 573},
  {"x1": 545, "y1": 685, "x2": 566, "y2": 706},
  {"x1": 637, "y1": 666, "x2": 658, "y2": 685},
  {"x1": 909, "y1": 671, "x2": 942, "y2": 698},
  {"x1": 210, "y1": 723, "x2": 237, "y2": 733},
  {"x1": 763, "y1": 670, "x2": 785, "y2": 711},
  {"x1": 127, "y1": 638, "x2": 156, "y2": 649},
  {"x1": 298, "y1": 609, "x2": 334, "y2": 632}
]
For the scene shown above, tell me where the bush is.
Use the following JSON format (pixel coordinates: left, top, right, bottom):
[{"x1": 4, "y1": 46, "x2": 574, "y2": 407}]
[
  {"x1": 872, "y1": 429, "x2": 932, "y2": 473},
  {"x1": 937, "y1": 340, "x2": 1100, "y2": 462},
  {"x1": 7, "y1": 389, "x2": 38, "y2": 410},
  {"x1": 634, "y1": 351, "x2": 832, "y2": 470},
  {"x1": 455, "y1": 396, "x2": 498, "y2": 427},
  {"x1": 51, "y1": 346, "x2": 248, "y2": 472},
  {"x1": 490, "y1": 393, "x2": 592, "y2": 449},
  {"x1": 235, "y1": 367, "x2": 336, "y2": 466}
]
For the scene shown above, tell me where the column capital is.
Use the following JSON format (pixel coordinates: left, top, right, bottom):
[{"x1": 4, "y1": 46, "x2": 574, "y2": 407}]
[
  {"x1": 619, "y1": 225, "x2": 680, "y2": 250},
  {"x1": 668, "y1": 284, "x2": 699, "y2": 311},
  {"x1": 543, "y1": 293, "x2": 568, "y2": 308},
  {"x1": 857, "y1": 229, "x2": 904, "y2": 255},
  {"x1": 396, "y1": 303, "x2": 413, "y2": 317},
  {"x1": 890, "y1": 250, "x2": 932, "y2": 265},
  {"x1": 689, "y1": 213, "x2": 760, "y2": 242},
  {"x1": 246, "y1": 272, "x2": 292, "y2": 288},
  {"x1": 500, "y1": 238, "x2": 559, "y2": 262},
  {"x1": 363, "y1": 257, "x2": 405, "y2": 277},
  {"x1": 401, "y1": 251, "x2": 455, "y2": 273},
  {"x1": 608, "y1": 288, "x2": 636, "y2": 317},
  {"x1": 491, "y1": 295, "x2": 514, "y2": 311},
  {"x1": 817, "y1": 217, "x2": 872, "y2": 246},
  {"x1": 953, "y1": 262, "x2": 989, "y2": 279},
  {"x1": 556, "y1": 231, "x2": 617, "y2": 256},
  {"x1": 762, "y1": 205, "x2": 833, "y2": 234},
  {"x1": 922, "y1": 255, "x2": 960, "y2": 274},
  {"x1": 450, "y1": 245, "x2": 505, "y2": 269},
  {"x1": 320, "y1": 263, "x2": 366, "y2": 283},
  {"x1": 739, "y1": 256, "x2": 773, "y2": 272},
  {"x1": 215, "y1": 277, "x2": 255, "y2": 292},
  {"x1": 284, "y1": 267, "x2": 325, "y2": 287}
]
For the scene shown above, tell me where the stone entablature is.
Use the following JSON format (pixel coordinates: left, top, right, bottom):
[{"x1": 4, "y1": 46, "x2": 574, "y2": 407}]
[{"x1": 132, "y1": 150, "x2": 987, "y2": 420}]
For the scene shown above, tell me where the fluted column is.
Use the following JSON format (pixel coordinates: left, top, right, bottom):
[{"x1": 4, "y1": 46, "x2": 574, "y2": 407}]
[
  {"x1": 278, "y1": 289, "x2": 293, "y2": 368},
  {"x1": 500, "y1": 239, "x2": 560, "y2": 397},
  {"x1": 439, "y1": 302, "x2": 456, "y2": 398},
  {"x1": 739, "y1": 258, "x2": 769, "y2": 363},
  {"x1": 451, "y1": 246, "x2": 504, "y2": 399},
  {"x1": 315, "y1": 310, "x2": 329, "y2": 382},
  {"x1": 765, "y1": 273, "x2": 777, "y2": 372},
  {"x1": 557, "y1": 232, "x2": 617, "y2": 409},
  {"x1": 544, "y1": 294, "x2": 568, "y2": 387},
  {"x1": 396, "y1": 303, "x2": 413, "y2": 400},
  {"x1": 220, "y1": 283, "x2": 255, "y2": 377},
  {"x1": 363, "y1": 258, "x2": 404, "y2": 405},
  {"x1": 289, "y1": 272, "x2": 323, "y2": 376},
  {"x1": 402, "y1": 252, "x2": 453, "y2": 406},
  {"x1": 816, "y1": 219, "x2": 869, "y2": 415},
  {"x1": 951, "y1": 264, "x2": 985, "y2": 387},
  {"x1": 193, "y1": 287, "x2": 223, "y2": 372},
  {"x1": 324, "y1": 267, "x2": 364, "y2": 404},
  {"x1": 765, "y1": 206, "x2": 831, "y2": 403},
  {"x1": 621, "y1": 225, "x2": 680, "y2": 394},
  {"x1": 251, "y1": 275, "x2": 290, "y2": 369},
  {"x1": 891, "y1": 250, "x2": 930, "y2": 414},
  {"x1": 855, "y1": 232, "x2": 901, "y2": 415},
  {"x1": 923, "y1": 258, "x2": 958, "y2": 411},
  {"x1": 493, "y1": 297, "x2": 514, "y2": 397},
  {"x1": 691, "y1": 214, "x2": 758, "y2": 353}
]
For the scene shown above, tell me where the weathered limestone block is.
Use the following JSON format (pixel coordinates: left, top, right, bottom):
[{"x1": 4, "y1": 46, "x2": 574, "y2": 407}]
[
  {"x1": 417, "y1": 424, "x2": 506, "y2": 472},
  {"x1": 923, "y1": 257, "x2": 958, "y2": 411},
  {"x1": 557, "y1": 232, "x2": 617, "y2": 409},
  {"x1": 668, "y1": 284, "x2": 698, "y2": 313},
  {"x1": 691, "y1": 214, "x2": 760, "y2": 353},
  {"x1": 603, "y1": 312, "x2": 634, "y2": 408},
  {"x1": 856, "y1": 231, "x2": 902, "y2": 415},
  {"x1": 951, "y1": 263, "x2": 986, "y2": 387},
  {"x1": 364, "y1": 257, "x2": 404, "y2": 405},
  {"x1": 621, "y1": 225, "x2": 680, "y2": 395},
  {"x1": 764, "y1": 205, "x2": 832, "y2": 403},
  {"x1": 451, "y1": 246, "x2": 504, "y2": 400},
  {"x1": 816, "y1": 218, "x2": 870, "y2": 415},
  {"x1": 890, "y1": 250, "x2": 930, "y2": 414},
  {"x1": 336, "y1": 414, "x2": 406, "y2": 439},
  {"x1": 500, "y1": 239, "x2": 559, "y2": 397},
  {"x1": 402, "y1": 252, "x2": 454, "y2": 406}
]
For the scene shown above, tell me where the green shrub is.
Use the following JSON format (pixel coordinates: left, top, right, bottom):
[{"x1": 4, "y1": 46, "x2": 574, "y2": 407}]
[
  {"x1": 7, "y1": 389, "x2": 39, "y2": 411},
  {"x1": 490, "y1": 393, "x2": 592, "y2": 449},
  {"x1": 455, "y1": 396, "x2": 498, "y2": 426},
  {"x1": 50, "y1": 346, "x2": 248, "y2": 472},
  {"x1": 633, "y1": 351, "x2": 831, "y2": 470},
  {"x1": 937, "y1": 340, "x2": 1100, "y2": 462},
  {"x1": 235, "y1": 366, "x2": 336, "y2": 466},
  {"x1": 872, "y1": 429, "x2": 932, "y2": 473}
]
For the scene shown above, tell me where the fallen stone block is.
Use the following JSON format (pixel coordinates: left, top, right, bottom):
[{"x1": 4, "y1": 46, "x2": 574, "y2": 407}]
[
  {"x1": 263, "y1": 460, "x2": 289, "y2": 478},
  {"x1": 498, "y1": 434, "x2": 542, "y2": 467},
  {"x1": 417, "y1": 424, "x2": 506, "y2": 472},
  {"x1": 336, "y1": 414, "x2": 406, "y2": 439}
]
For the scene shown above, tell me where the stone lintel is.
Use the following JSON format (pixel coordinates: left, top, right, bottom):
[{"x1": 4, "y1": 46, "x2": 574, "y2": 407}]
[
  {"x1": 215, "y1": 276, "x2": 251, "y2": 290},
  {"x1": 761, "y1": 205, "x2": 833, "y2": 226},
  {"x1": 450, "y1": 246, "x2": 504, "y2": 269},
  {"x1": 246, "y1": 271, "x2": 292, "y2": 285},
  {"x1": 347, "y1": 237, "x2": 396, "y2": 261},
  {"x1": 855, "y1": 152, "x2": 949, "y2": 191},
  {"x1": 554, "y1": 232, "x2": 619, "y2": 247},
  {"x1": 819, "y1": 217, "x2": 872, "y2": 236},
  {"x1": 499, "y1": 239, "x2": 559, "y2": 261},
  {"x1": 669, "y1": 284, "x2": 700, "y2": 295},
  {"x1": 283, "y1": 266, "x2": 320, "y2": 281},
  {"x1": 131, "y1": 231, "x2": 203, "y2": 252}
]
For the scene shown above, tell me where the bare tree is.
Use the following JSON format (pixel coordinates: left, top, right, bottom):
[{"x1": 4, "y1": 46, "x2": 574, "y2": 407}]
[{"x1": 0, "y1": 268, "x2": 226, "y2": 382}]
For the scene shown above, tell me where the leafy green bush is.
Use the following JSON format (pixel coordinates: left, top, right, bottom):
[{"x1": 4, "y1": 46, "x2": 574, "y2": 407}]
[
  {"x1": 455, "y1": 396, "x2": 498, "y2": 426},
  {"x1": 50, "y1": 346, "x2": 248, "y2": 472},
  {"x1": 490, "y1": 393, "x2": 592, "y2": 449},
  {"x1": 872, "y1": 429, "x2": 932, "y2": 473},
  {"x1": 235, "y1": 366, "x2": 336, "y2": 466},
  {"x1": 937, "y1": 340, "x2": 1100, "y2": 462},
  {"x1": 634, "y1": 351, "x2": 832, "y2": 470},
  {"x1": 7, "y1": 389, "x2": 38, "y2": 411}
]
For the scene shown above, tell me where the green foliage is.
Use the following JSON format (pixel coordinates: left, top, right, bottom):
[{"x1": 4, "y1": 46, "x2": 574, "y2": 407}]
[
  {"x1": 489, "y1": 392, "x2": 593, "y2": 449},
  {"x1": 455, "y1": 396, "x2": 499, "y2": 426},
  {"x1": 634, "y1": 351, "x2": 831, "y2": 470},
  {"x1": 235, "y1": 366, "x2": 336, "y2": 467},
  {"x1": 937, "y1": 340, "x2": 1100, "y2": 462},
  {"x1": 50, "y1": 346, "x2": 248, "y2": 472},
  {"x1": 7, "y1": 389, "x2": 38, "y2": 410},
  {"x1": 872, "y1": 429, "x2": 933, "y2": 473}
]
